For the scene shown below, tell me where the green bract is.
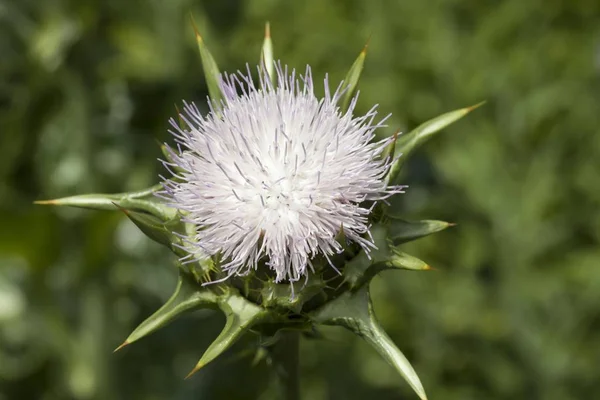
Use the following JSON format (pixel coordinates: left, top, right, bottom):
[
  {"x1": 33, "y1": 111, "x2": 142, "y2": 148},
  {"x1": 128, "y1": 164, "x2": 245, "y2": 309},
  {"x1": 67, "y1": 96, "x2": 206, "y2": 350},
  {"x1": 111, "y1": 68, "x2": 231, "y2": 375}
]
[{"x1": 36, "y1": 23, "x2": 480, "y2": 400}]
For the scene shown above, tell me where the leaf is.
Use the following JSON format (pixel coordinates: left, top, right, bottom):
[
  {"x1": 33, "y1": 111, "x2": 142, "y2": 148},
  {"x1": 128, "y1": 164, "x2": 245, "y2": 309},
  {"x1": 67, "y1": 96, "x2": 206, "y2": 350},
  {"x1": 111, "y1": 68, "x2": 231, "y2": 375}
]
[
  {"x1": 190, "y1": 16, "x2": 224, "y2": 106},
  {"x1": 35, "y1": 184, "x2": 177, "y2": 220},
  {"x1": 387, "y1": 102, "x2": 484, "y2": 184},
  {"x1": 186, "y1": 291, "x2": 269, "y2": 377},
  {"x1": 115, "y1": 271, "x2": 217, "y2": 351},
  {"x1": 311, "y1": 286, "x2": 427, "y2": 400},
  {"x1": 339, "y1": 40, "x2": 369, "y2": 114},
  {"x1": 260, "y1": 22, "x2": 275, "y2": 86},
  {"x1": 388, "y1": 218, "x2": 454, "y2": 245}
]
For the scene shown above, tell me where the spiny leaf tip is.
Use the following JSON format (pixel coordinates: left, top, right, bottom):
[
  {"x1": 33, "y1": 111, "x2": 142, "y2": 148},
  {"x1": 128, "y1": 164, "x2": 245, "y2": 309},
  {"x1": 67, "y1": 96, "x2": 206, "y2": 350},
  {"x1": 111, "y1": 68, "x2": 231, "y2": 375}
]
[
  {"x1": 184, "y1": 364, "x2": 203, "y2": 380},
  {"x1": 33, "y1": 199, "x2": 56, "y2": 205},
  {"x1": 189, "y1": 13, "x2": 203, "y2": 42},
  {"x1": 466, "y1": 100, "x2": 486, "y2": 112},
  {"x1": 362, "y1": 34, "x2": 372, "y2": 55},
  {"x1": 113, "y1": 341, "x2": 130, "y2": 353}
]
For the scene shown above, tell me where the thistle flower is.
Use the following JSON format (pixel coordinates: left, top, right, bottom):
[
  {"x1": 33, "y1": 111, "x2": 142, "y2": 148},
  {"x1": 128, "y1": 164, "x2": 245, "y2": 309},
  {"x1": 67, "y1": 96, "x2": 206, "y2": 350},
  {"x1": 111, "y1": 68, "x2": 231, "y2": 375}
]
[
  {"x1": 161, "y1": 65, "x2": 404, "y2": 283},
  {"x1": 36, "y1": 23, "x2": 481, "y2": 400}
]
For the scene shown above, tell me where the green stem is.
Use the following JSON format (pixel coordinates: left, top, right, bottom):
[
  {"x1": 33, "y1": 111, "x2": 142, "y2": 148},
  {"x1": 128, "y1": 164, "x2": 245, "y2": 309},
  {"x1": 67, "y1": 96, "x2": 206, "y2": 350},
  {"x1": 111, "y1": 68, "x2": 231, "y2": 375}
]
[{"x1": 272, "y1": 331, "x2": 300, "y2": 400}]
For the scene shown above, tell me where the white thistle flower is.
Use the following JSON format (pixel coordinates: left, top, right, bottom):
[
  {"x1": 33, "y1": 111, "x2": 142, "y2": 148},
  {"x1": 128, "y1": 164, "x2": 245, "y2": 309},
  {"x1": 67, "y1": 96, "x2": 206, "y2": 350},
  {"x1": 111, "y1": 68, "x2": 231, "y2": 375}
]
[{"x1": 162, "y1": 64, "x2": 405, "y2": 283}]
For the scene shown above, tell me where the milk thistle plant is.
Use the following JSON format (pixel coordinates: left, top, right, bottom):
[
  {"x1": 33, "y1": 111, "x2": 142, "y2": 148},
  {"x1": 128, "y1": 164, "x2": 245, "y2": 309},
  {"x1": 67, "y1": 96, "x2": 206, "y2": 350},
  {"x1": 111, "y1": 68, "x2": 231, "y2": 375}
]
[{"x1": 37, "y1": 23, "x2": 480, "y2": 400}]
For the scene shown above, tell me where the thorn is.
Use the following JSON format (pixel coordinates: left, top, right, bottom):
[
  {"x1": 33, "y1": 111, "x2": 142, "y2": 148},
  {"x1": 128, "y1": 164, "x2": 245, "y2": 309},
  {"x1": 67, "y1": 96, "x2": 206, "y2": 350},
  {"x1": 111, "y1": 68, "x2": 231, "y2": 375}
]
[
  {"x1": 466, "y1": 100, "x2": 486, "y2": 112},
  {"x1": 111, "y1": 201, "x2": 128, "y2": 214},
  {"x1": 33, "y1": 199, "x2": 57, "y2": 205},
  {"x1": 447, "y1": 222, "x2": 457, "y2": 227},
  {"x1": 113, "y1": 341, "x2": 130, "y2": 353},
  {"x1": 189, "y1": 13, "x2": 202, "y2": 42},
  {"x1": 184, "y1": 364, "x2": 203, "y2": 380},
  {"x1": 361, "y1": 34, "x2": 372, "y2": 55},
  {"x1": 265, "y1": 21, "x2": 271, "y2": 38}
]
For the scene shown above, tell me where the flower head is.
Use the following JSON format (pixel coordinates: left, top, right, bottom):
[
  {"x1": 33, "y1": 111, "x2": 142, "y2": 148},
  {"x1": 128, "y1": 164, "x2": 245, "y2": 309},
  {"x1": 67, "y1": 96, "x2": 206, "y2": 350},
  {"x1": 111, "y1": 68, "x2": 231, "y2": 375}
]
[{"x1": 162, "y1": 64, "x2": 403, "y2": 282}]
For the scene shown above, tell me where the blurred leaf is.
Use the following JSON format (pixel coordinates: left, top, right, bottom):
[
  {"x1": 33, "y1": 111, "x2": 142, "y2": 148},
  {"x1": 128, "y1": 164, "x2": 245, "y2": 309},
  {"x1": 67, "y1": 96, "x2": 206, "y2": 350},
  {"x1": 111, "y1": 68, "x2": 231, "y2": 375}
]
[{"x1": 30, "y1": 13, "x2": 80, "y2": 71}]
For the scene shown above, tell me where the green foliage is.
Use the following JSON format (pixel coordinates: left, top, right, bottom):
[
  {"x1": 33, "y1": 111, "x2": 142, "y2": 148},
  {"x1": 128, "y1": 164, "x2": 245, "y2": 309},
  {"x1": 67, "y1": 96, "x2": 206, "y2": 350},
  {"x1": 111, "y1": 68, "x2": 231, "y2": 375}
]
[{"x1": 2, "y1": 0, "x2": 599, "y2": 399}]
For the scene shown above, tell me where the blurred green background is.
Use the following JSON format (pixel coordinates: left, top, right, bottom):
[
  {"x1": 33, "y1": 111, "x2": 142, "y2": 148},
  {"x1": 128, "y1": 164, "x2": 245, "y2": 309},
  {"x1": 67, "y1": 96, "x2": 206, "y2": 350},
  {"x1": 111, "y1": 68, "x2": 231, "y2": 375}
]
[{"x1": 1, "y1": 0, "x2": 599, "y2": 399}]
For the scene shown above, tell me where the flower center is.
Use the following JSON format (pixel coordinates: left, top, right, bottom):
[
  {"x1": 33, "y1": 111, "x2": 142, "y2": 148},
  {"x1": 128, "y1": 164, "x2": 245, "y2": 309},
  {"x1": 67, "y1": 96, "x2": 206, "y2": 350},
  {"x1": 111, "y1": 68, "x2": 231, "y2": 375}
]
[{"x1": 260, "y1": 174, "x2": 304, "y2": 223}]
